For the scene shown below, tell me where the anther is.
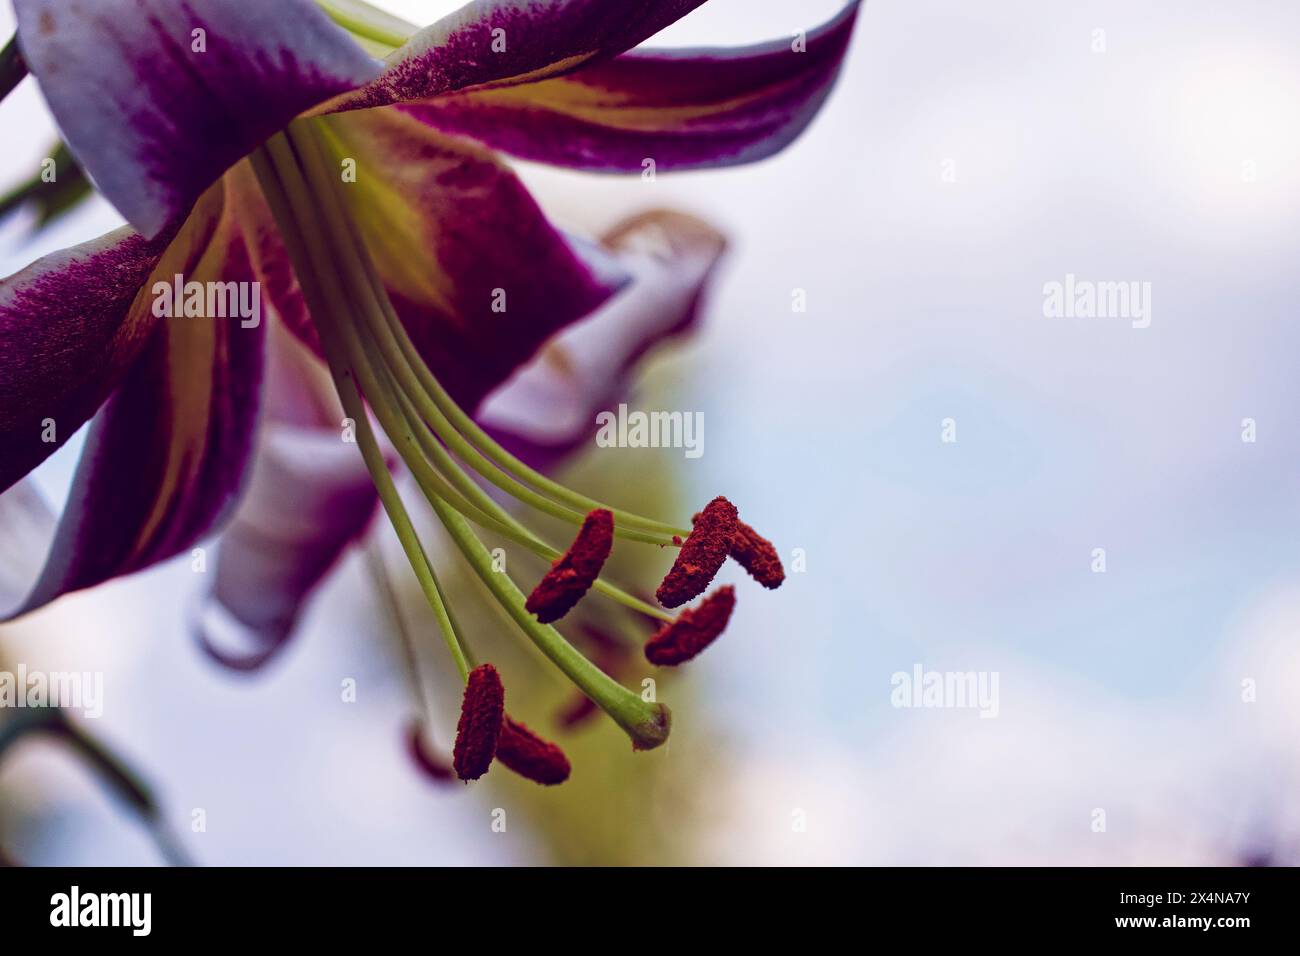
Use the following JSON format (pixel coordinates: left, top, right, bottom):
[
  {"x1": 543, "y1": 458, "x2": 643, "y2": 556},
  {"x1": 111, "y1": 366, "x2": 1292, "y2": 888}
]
[
  {"x1": 644, "y1": 586, "x2": 736, "y2": 665},
  {"x1": 525, "y1": 508, "x2": 614, "y2": 623},
  {"x1": 655, "y1": 496, "x2": 737, "y2": 608},
  {"x1": 452, "y1": 664, "x2": 505, "y2": 781},
  {"x1": 729, "y1": 519, "x2": 785, "y2": 589},
  {"x1": 496, "y1": 716, "x2": 572, "y2": 785}
]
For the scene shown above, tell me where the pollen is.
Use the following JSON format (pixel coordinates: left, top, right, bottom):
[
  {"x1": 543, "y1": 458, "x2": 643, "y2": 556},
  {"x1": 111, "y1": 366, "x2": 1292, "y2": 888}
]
[
  {"x1": 452, "y1": 664, "x2": 505, "y2": 781},
  {"x1": 730, "y1": 519, "x2": 785, "y2": 589},
  {"x1": 496, "y1": 716, "x2": 572, "y2": 785},
  {"x1": 655, "y1": 496, "x2": 738, "y2": 608},
  {"x1": 644, "y1": 585, "x2": 736, "y2": 665},
  {"x1": 526, "y1": 508, "x2": 614, "y2": 623}
]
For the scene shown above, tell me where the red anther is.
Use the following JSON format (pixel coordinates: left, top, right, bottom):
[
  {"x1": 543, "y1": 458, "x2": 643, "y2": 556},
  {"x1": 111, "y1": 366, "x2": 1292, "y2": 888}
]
[
  {"x1": 405, "y1": 719, "x2": 454, "y2": 783},
  {"x1": 730, "y1": 519, "x2": 785, "y2": 589},
  {"x1": 497, "y1": 716, "x2": 572, "y2": 785},
  {"x1": 452, "y1": 664, "x2": 505, "y2": 781},
  {"x1": 645, "y1": 586, "x2": 736, "y2": 666},
  {"x1": 525, "y1": 509, "x2": 614, "y2": 623},
  {"x1": 656, "y1": 496, "x2": 738, "y2": 608}
]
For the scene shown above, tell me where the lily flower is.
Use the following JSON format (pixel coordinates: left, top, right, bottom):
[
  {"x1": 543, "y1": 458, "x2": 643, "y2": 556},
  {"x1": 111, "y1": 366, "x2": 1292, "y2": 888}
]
[{"x1": 0, "y1": 0, "x2": 859, "y2": 777}]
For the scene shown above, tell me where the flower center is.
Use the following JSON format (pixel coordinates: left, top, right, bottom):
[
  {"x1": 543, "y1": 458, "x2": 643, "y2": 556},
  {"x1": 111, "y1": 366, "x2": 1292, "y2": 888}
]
[{"x1": 251, "y1": 120, "x2": 678, "y2": 750}]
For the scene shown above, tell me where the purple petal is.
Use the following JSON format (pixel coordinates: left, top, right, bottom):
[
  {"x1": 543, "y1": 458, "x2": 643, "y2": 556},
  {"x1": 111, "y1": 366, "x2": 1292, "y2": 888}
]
[
  {"x1": 15, "y1": 0, "x2": 381, "y2": 238},
  {"x1": 401, "y1": 1, "x2": 861, "y2": 172},
  {"x1": 197, "y1": 420, "x2": 378, "y2": 671},
  {"x1": 248, "y1": 108, "x2": 630, "y2": 411},
  {"x1": 196, "y1": 326, "x2": 379, "y2": 671},
  {"x1": 335, "y1": 0, "x2": 708, "y2": 111},
  {"x1": 2, "y1": 183, "x2": 265, "y2": 620},
  {"x1": 478, "y1": 209, "x2": 727, "y2": 469},
  {"x1": 0, "y1": 227, "x2": 171, "y2": 495}
]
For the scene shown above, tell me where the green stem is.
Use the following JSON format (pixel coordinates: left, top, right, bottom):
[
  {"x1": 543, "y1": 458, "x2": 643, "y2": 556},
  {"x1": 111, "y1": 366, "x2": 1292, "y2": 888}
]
[
  {"x1": 392, "y1": 378, "x2": 672, "y2": 622},
  {"x1": 0, "y1": 142, "x2": 93, "y2": 227},
  {"x1": 0, "y1": 707, "x2": 194, "y2": 866},
  {"x1": 252, "y1": 137, "x2": 471, "y2": 681}
]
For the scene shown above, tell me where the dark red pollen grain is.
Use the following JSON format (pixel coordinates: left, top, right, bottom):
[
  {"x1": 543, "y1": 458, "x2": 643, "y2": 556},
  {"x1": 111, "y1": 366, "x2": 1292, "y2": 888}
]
[
  {"x1": 525, "y1": 509, "x2": 614, "y2": 623},
  {"x1": 655, "y1": 496, "x2": 738, "y2": 608},
  {"x1": 645, "y1": 586, "x2": 737, "y2": 666},
  {"x1": 496, "y1": 716, "x2": 572, "y2": 785},
  {"x1": 405, "y1": 719, "x2": 454, "y2": 783},
  {"x1": 730, "y1": 519, "x2": 785, "y2": 589},
  {"x1": 452, "y1": 664, "x2": 505, "y2": 781}
]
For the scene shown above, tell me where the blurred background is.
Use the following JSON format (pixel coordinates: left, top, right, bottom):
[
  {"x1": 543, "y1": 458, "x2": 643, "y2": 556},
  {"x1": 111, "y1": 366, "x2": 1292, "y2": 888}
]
[{"x1": 3, "y1": 0, "x2": 1300, "y2": 865}]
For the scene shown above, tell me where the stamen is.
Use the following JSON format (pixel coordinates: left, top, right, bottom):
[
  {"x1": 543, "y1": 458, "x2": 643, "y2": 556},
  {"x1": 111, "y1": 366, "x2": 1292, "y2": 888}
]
[
  {"x1": 428, "y1": 491, "x2": 672, "y2": 750},
  {"x1": 256, "y1": 122, "x2": 672, "y2": 754},
  {"x1": 645, "y1": 586, "x2": 736, "y2": 665},
  {"x1": 555, "y1": 625, "x2": 631, "y2": 728},
  {"x1": 656, "y1": 497, "x2": 738, "y2": 608},
  {"x1": 496, "y1": 716, "x2": 572, "y2": 785},
  {"x1": 251, "y1": 135, "x2": 474, "y2": 684},
  {"x1": 729, "y1": 520, "x2": 785, "y2": 589},
  {"x1": 296, "y1": 121, "x2": 676, "y2": 626},
  {"x1": 525, "y1": 508, "x2": 614, "y2": 623},
  {"x1": 453, "y1": 663, "x2": 505, "y2": 781}
]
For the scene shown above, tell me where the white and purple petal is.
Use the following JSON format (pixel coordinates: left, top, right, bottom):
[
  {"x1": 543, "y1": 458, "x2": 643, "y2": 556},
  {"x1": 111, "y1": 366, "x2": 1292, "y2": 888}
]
[
  {"x1": 1, "y1": 182, "x2": 264, "y2": 620},
  {"x1": 478, "y1": 209, "x2": 727, "y2": 469},
  {"x1": 333, "y1": 0, "x2": 709, "y2": 111},
  {"x1": 196, "y1": 324, "x2": 380, "y2": 671},
  {"x1": 0, "y1": 226, "x2": 173, "y2": 494},
  {"x1": 14, "y1": 0, "x2": 381, "y2": 238},
  {"x1": 197, "y1": 419, "x2": 378, "y2": 671},
  {"x1": 400, "y1": 1, "x2": 861, "y2": 173}
]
